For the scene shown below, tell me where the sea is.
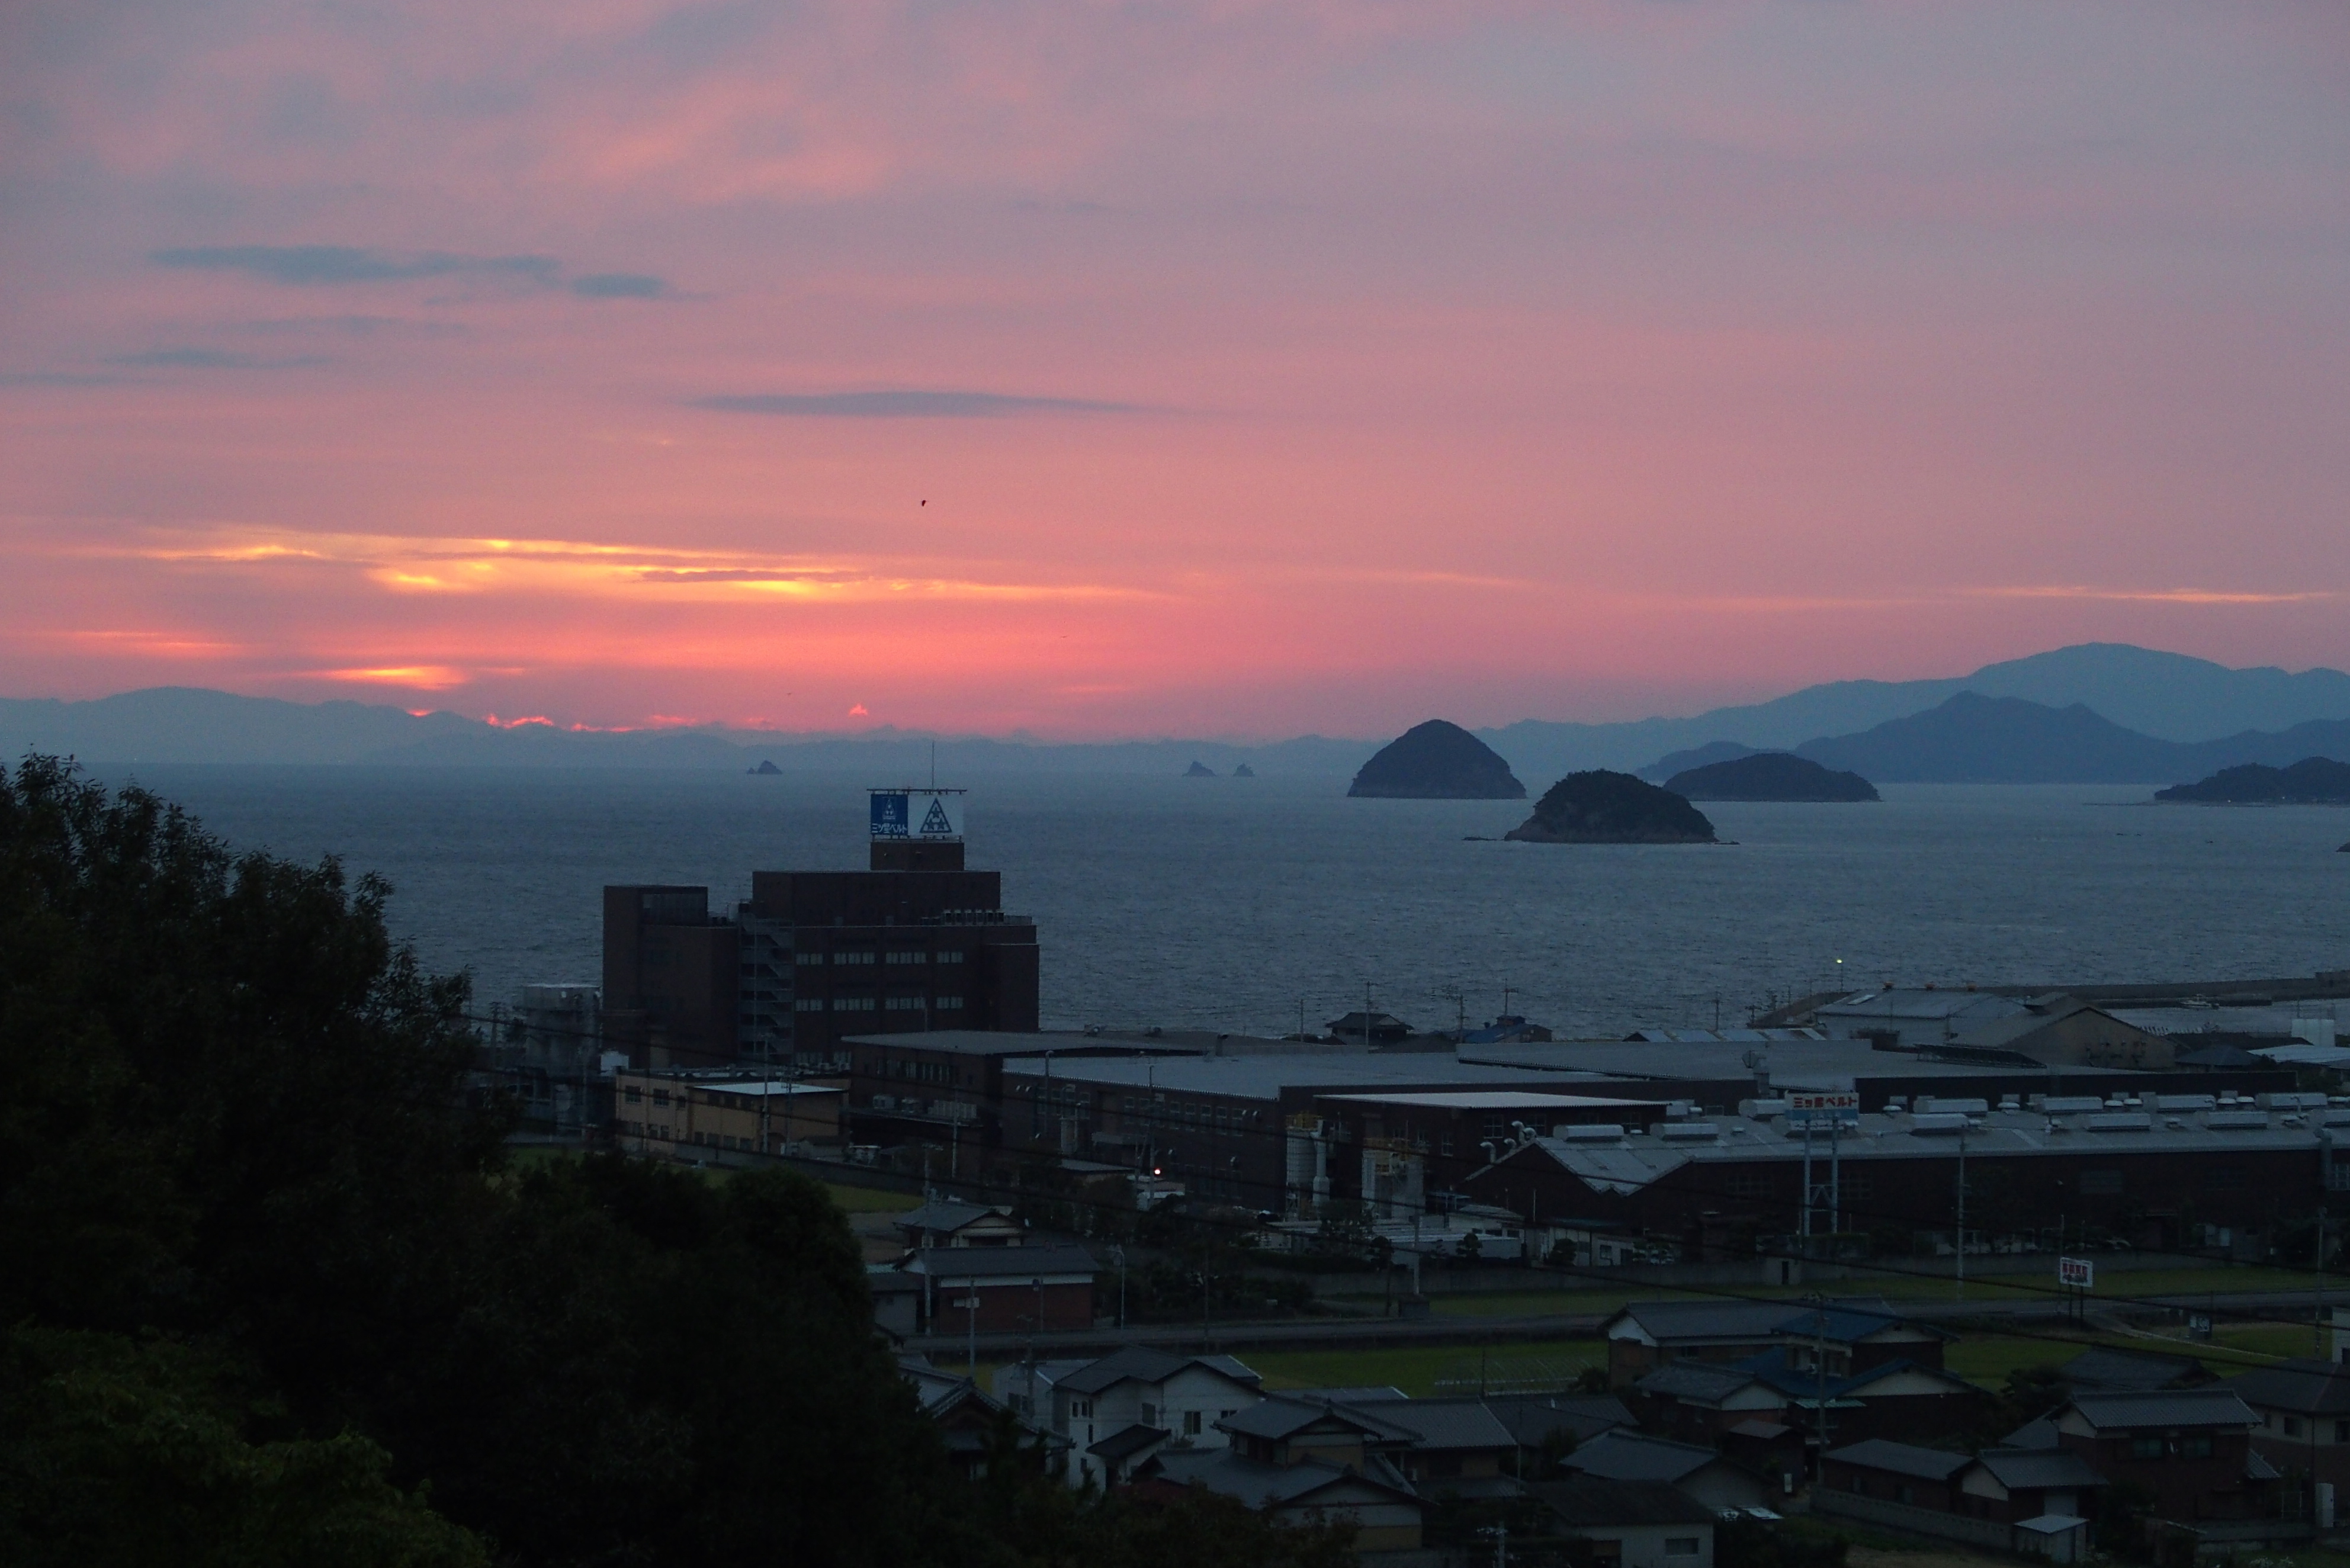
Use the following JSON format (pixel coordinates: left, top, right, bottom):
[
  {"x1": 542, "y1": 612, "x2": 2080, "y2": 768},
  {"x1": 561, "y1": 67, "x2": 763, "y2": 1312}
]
[{"x1": 86, "y1": 766, "x2": 2350, "y2": 1039}]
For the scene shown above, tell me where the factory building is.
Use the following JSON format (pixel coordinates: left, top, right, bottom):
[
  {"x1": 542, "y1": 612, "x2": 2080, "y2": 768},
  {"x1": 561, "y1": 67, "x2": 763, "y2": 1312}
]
[
  {"x1": 601, "y1": 789, "x2": 1039, "y2": 1070},
  {"x1": 1463, "y1": 1094, "x2": 2345, "y2": 1260}
]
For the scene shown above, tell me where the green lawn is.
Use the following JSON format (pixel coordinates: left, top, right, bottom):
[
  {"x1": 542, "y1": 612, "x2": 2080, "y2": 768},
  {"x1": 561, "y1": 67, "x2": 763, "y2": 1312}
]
[
  {"x1": 824, "y1": 1182, "x2": 922, "y2": 1214},
  {"x1": 1246, "y1": 1339, "x2": 1603, "y2": 1397}
]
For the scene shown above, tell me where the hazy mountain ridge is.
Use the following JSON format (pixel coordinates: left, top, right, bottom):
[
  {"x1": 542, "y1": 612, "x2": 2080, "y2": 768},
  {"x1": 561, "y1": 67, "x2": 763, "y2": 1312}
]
[{"x1": 9, "y1": 642, "x2": 2350, "y2": 777}]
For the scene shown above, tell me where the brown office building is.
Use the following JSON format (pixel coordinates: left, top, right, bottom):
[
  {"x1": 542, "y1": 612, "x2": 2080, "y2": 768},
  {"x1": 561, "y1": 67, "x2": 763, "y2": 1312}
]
[{"x1": 603, "y1": 789, "x2": 1039, "y2": 1069}]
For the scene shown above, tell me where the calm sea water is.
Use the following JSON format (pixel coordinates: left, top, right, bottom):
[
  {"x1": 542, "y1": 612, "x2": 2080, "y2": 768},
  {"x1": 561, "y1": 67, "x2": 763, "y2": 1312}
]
[{"x1": 92, "y1": 766, "x2": 2350, "y2": 1037}]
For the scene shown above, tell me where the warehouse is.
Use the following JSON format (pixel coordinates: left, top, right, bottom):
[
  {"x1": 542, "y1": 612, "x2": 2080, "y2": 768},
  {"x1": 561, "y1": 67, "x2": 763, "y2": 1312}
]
[{"x1": 1463, "y1": 1094, "x2": 2342, "y2": 1259}]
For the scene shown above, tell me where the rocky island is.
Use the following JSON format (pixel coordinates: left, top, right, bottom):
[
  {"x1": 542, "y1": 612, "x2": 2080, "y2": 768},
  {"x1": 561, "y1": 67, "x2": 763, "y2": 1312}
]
[
  {"x1": 2156, "y1": 757, "x2": 2350, "y2": 804},
  {"x1": 1184, "y1": 760, "x2": 1216, "y2": 777},
  {"x1": 1504, "y1": 770, "x2": 1717, "y2": 843},
  {"x1": 1664, "y1": 751, "x2": 1878, "y2": 802},
  {"x1": 1348, "y1": 719, "x2": 1525, "y2": 799}
]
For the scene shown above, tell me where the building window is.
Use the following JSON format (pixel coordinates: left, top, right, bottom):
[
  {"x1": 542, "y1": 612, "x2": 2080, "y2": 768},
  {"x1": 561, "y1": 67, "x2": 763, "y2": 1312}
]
[
  {"x1": 653, "y1": 1091, "x2": 671, "y2": 1107},
  {"x1": 887, "y1": 950, "x2": 926, "y2": 965},
  {"x1": 1071, "y1": 1400, "x2": 1091, "y2": 1419},
  {"x1": 2281, "y1": 1419, "x2": 2301, "y2": 1439},
  {"x1": 2184, "y1": 1434, "x2": 2214, "y2": 1457},
  {"x1": 1724, "y1": 1173, "x2": 1766, "y2": 1200},
  {"x1": 1184, "y1": 1411, "x2": 1202, "y2": 1435},
  {"x1": 1665, "y1": 1540, "x2": 1700, "y2": 1557},
  {"x1": 836, "y1": 996, "x2": 877, "y2": 1011},
  {"x1": 2130, "y1": 1436, "x2": 2165, "y2": 1460},
  {"x1": 936, "y1": 996, "x2": 963, "y2": 1010},
  {"x1": 885, "y1": 994, "x2": 926, "y2": 1011},
  {"x1": 836, "y1": 950, "x2": 876, "y2": 965},
  {"x1": 936, "y1": 950, "x2": 964, "y2": 964},
  {"x1": 2335, "y1": 1421, "x2": 2348, "y2": 1443},
  {"x1": 795, "y1": 998, "x2": 826, "y2": 1012},
  {"x1": 797, "y1": 952, "x2": 821, "y2": 965},
  {"x1": 623, "y1": 1087, "x2": 642, "y2": 1103}
]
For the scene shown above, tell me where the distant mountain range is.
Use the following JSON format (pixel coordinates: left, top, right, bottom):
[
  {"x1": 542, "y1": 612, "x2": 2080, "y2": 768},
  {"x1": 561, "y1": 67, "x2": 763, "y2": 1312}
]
[
  {"x1": 8, "y1": 643, "x2": 2350, "y2": 782},
  {"x1": 1640, "y1": 692, "x2": 2350, "y2": 785}
]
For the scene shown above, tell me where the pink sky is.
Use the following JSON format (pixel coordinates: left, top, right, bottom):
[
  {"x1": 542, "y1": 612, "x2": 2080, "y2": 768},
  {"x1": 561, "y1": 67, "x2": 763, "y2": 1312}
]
[{"x1": 2, "y1": 1, "x2": 2346, "y2": 737}]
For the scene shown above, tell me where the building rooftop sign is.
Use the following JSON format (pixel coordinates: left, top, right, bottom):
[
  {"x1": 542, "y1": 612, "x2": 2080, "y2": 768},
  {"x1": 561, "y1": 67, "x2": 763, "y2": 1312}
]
[{"x1": 871, "y1": 788, "x2": 965, "y2": 842}]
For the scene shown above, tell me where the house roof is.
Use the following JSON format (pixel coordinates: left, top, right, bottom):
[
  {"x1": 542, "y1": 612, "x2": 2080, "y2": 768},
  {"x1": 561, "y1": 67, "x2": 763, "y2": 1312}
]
[
  {"x1": 1639, "y1": 1362, "x2": 1771, "y2": 1403},
  {"x1": 1824, "y1": 1440, "x2": 1970, "y2": 1482},
  {"x1": 1219, "y1": 1396, "x2": 1417, "y2": 1444},
  {"x1": 1056, "y1": 1345, "x2": 1261, "y2": 1396},
  {"x1": 2002, "y1": 1417, "x2": 2061, "y2": 1451},
  {"x1": 1736, "y1": 1352, "x2": 1972, "y2": 1403},
  {"x1": 1777, "y1": 1304, "x2": 1953, "y2": 1344},
  {"x1": 897, "y1": 1199, "x2": 1007, "y2": 1235},
  {"x1": 906, "y1": 1243, "x2": 1098, "y2": 1281},
  {"x1": 2068, "y1": 1389, "x2": 2258, "y2": 1431},
  {"x1": 1147, "y1": 1448, "x2": 1422, "y2": 1510},
  {"x1": 2226, "y1": 1360, "x2": 2350, "y2": 1416},
  {"x1": 1087, "y1": 1423, "x2": 1169, "y2": 1462},
  {"x1": 2064, "y1": 1346, "x2": 2208, "y2": 1393},
  {"x1": 1283, "y1": 1385, "x2": 1410, "y2": 1405},
  {"x1": 1607, "y1": 1298, "x2": 1909, "y2": 1347},
  {"x1": 1538, "y1": 1476, "x2": 1720, "y2": 1528},
  {"x1": 1357, "y1": 1398, "x2": 1518, "y2": 1453},
  {"x1": 1482, "y1": 1395, "x2": 1637, "y2": 1448},
  {"x1": 1973, "y1": 1449, "x2": 2108, "y2": 1491},
  {"x1": 1560, "y1": 1430, "x2": 1722, "y2": 1485}
]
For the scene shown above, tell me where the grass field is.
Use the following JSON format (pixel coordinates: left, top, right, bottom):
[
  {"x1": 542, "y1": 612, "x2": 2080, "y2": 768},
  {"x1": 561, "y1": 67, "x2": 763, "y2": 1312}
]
[
  {"x1": 1247, "y1": 1339, "x2": 1604, "y2": 1397},
  {"x1": 824, "y1": 1182, "x2": 922, "y2": 1214}
]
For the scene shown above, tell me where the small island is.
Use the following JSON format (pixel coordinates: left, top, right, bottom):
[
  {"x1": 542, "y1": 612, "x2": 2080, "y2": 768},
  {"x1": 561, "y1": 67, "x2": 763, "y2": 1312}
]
[
  {"x1": 1184, "y1": 760, "x2": 1216, "y2": 777},
  {"x1": 1232, "y1": 763, "x2": 1256, "y2": 777},
  {"x1": 1349, "y1": 719, "x2": 1526, "y2": 799},
  {"x1": 1664, "y1": 751, "x2": 1878, "y2": 802},
  {"x1": 1504, "y1": 770, "x2": 1717, "y2": 843},
  {"x1": 747, "y1": 759, "x2": 781, "y2": 775},
  {"x1": 2156, "y1": 757, "x2": 2350, "y2": 804}
]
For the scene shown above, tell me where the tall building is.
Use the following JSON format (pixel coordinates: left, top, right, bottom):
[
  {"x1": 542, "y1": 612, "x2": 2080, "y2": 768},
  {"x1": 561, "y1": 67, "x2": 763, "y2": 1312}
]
[{"x1": 603, "y1": 788, "x2": 1039, "y2": 1069}]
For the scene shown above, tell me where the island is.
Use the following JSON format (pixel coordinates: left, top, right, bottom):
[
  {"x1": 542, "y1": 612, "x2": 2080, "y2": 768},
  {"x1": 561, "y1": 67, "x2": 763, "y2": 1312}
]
[
  {"x1": 1664, "y1": 751, "x2": 1879, "y2": 802},
  {"x1": 2156, "y1": 757, "x2": 2350, "y2": 804},
  {"x1": 747, "y1": 759, "x2": 781, "y2": 775},
  {"x1": 1504, "y1": 770, "x2": 1717, "y2": 843},
  {"x1": 1348, "y1": 719, "x2": 1526, "y2": 799},
  {"x1": 1184, "y1": 760, "x2": 1216, "y2": 777},
  {"x1": 1232, "y1": 763, "x2": 1256, "y2": 777}
]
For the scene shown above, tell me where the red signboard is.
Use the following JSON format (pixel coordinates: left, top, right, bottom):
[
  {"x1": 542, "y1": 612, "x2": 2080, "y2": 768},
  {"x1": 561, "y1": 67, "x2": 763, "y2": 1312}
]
[{"x1": 2058, "y1": 1257, "x2": 2095, "y2": 1289}]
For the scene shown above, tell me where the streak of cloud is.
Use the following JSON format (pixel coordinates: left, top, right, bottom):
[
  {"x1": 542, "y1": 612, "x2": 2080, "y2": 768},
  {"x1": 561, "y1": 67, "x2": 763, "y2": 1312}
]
[{"x1": 689, "y1": 390, "x2": 1140, "y2": 418}]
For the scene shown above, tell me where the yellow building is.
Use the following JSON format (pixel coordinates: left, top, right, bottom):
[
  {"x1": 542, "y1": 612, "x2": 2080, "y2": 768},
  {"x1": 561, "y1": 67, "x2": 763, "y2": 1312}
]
[{"x1": 615, "y1": 1071, "x2": 846, "y2": 1156}]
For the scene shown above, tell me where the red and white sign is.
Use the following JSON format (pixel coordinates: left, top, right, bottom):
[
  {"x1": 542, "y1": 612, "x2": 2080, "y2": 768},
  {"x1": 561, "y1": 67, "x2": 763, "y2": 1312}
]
[{"x1": 2058, "y1": 1257, "x2": 2095, "y2": 1289}]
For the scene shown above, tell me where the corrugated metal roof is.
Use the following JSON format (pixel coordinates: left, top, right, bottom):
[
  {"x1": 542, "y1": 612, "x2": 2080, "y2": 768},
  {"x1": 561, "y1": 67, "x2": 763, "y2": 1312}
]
[
  {"x1": 2225, "y1": 1360, "x2": 2350, "y2": 1417},
  {"x1": 1824, "y1": 1439, "x2": 1971, "y2": 1482},
  {"x1": 1561, "y1": 1431, "x2": 1720, "y2": 1484},
  {"x1": 1973, "y1": 1448, "x2": 2108, "y2": 1490},
  {"x1": 1539, "y1": 1476, "x2": 1719, "y2": 1528},
  {"x1": 2069, "y1": 1389, "x2": 2258, "y2": 1430}
]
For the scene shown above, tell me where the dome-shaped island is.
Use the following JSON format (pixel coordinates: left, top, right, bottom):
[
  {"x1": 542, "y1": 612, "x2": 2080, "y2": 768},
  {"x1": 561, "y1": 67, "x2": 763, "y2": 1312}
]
[
  {"x1": 1504, "y1": 770, "x2": 1717, "y2": 843},
  {"x1": 1349, "y1": 719, "x2": 1525, "y2": 799}
]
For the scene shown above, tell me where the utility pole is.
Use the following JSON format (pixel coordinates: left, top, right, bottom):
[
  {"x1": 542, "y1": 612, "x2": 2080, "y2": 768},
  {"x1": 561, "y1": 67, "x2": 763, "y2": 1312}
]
[
  {"x1": 1955, "y1": 1124, "x2": 1968, "y2": 1299},
  {"x1": 1810, "y1": 1293, "x2": 1831, "y2": 1480}
]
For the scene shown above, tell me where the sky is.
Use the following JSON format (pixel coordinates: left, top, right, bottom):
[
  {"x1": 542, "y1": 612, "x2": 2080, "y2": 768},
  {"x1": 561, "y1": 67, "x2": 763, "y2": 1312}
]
[{"x1": 2, "y1": 2, "x2": 2347, "y2": 739}]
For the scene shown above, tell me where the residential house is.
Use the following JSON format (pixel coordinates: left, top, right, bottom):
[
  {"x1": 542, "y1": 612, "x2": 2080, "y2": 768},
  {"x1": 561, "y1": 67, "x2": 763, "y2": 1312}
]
[
  {"x1": 900, "y1": 1354, "x2": 1063, "y2": 1480},
  {"x1": 895, "y1": 1199, "x2": 1029, "y2": 1250},
  {"x1": 994, "y1": 1345, "x2": 1263, "y2": 1486},
  {"x1": 1137, "y1": 1445, "x2": 1426, "y2": 1552},
  {"x1": 1634, "y1": 1350, "x2": 1980, "y2": 1451},
  {"x1": 1534, "y1": 1476, "x2": 1717, "y2": 1568},
  {"x1": 867, "y1": 1265, "x2": 923, "y2": 1340},
  {"x1": 2049, "y1": 1389, "x2": 2272, "y2": 1524},
  {"x1": 1559, "y1": 1430, "x2": 1769, "y2": 1512},
  {"x1": 1956, "y1": 1448, "x2": 2108, "y2": 1526},
  {"x1": 1601, "y1": 1299, "x2": 1944, "y2": 1388},
  {"x1": 1815, "y1": 1438, "x2": 2102, "y2": 1562},
  {"x1": 1268, "y1": 1395, "x2": 1522, "y2": 1498},
  {"x1": 1483, "y1": 1393, "x2": 1639, "y2": 1476},
  {"x1": 2226, "y1": 1358, "x2": 2350, "y2": 1493},
  {"x1": 906, "y1": 1243, "x2": 1097, "y2": 1335}
]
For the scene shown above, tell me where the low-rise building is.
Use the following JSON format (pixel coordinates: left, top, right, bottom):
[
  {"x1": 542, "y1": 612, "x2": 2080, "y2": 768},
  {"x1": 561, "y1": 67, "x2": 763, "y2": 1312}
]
[
  {"x1": 2225, "y1": 1357, "x2": 2350, "y2": 1494},
  {"x1": 894, "y1": 1199, "x2": 1027, "y2": 1249},
  {"x1": 994, "y1": 1346, "x2": 1264, "y2": 1486},
  {"x1": 1558, "y1": 1430, "x2": 1770, "y2": 1512},
  {"x1": 904, "y1": 1244, "x2": 1097, "y2": 1335},
  {"x1": 2049, "y1": 1389, "x2": 2272, "y2": 1524},
  {"x1": 1603, "y1": 1299, "x2": 1945, "y2": 1388},
  {"x1": 1535, "y1": 1476, "x2": 1717, "y2": 1568},
  {"x1": 612, "y1": 1069, "x2": 845, "y2": 1153}
]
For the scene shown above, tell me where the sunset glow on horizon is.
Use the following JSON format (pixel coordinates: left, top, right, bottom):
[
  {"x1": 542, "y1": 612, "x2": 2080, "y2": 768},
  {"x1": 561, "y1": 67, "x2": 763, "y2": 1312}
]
[{"x1": 4, "y1": 2, "x2": 2346, "y2": 738}]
